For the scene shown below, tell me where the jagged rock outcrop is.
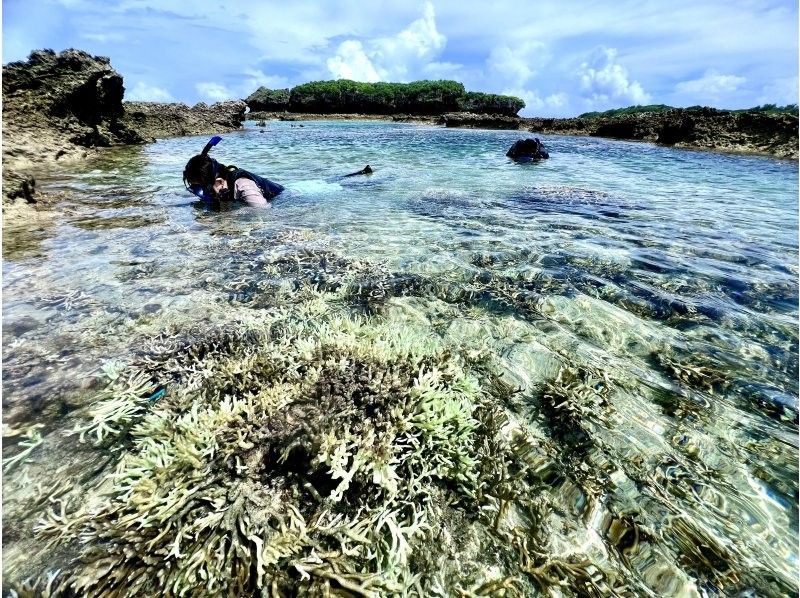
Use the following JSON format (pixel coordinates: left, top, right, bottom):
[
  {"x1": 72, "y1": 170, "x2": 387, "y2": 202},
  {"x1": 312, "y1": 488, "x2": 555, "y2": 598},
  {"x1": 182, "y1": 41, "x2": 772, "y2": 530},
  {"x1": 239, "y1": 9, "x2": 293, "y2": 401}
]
[
  {"x1": 525, "y1": 108, "x2": 798, "y2": 158},
  {"x1": 2, "y1": 49, "x2": 141, "y2": 171},
  {"x1": 119, "y1": 101, "x2": 246, "y2": 141},
  {"x1": 245, "y1": 87, "x2": 290, "y2": 112},
  {"x1": 2, "y1": 48, "x2": 246, "y2": 204},
  {"x1": 506, "y1": 138, "x2": 549, "y2": 161},
  {"x1": 441, "y1": 112, "x2": 521, "y2": 130}
]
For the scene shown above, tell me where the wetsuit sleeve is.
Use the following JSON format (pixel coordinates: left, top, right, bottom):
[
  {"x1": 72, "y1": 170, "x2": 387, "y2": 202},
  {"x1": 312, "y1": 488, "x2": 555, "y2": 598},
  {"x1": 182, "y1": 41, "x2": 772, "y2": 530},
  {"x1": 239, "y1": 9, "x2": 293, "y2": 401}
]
[
  {"x1": 263, "y1": 178, "x2": 284, "y2": 197},
  {"x1": 234, "y1": 178, "x2": 269, "y2": 207}
]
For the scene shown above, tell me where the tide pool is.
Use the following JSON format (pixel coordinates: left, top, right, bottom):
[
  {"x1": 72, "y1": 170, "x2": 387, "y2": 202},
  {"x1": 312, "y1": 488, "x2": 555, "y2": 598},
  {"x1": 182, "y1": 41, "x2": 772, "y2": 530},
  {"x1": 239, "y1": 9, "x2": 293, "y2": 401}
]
[{"x1": 3, "y1": 121, "x2": 797, "y2": 596}]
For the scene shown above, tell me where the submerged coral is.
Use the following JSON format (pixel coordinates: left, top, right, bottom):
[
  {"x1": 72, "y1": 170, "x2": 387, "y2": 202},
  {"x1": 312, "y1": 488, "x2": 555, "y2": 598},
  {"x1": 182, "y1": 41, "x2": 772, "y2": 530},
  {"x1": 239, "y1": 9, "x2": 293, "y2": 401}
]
[
  {"x1": 29, "y1": 308, "x2": 530, "y2": 595},
  {"x1": 5, "y1": 237, "x2": 797, "y2": 597}
]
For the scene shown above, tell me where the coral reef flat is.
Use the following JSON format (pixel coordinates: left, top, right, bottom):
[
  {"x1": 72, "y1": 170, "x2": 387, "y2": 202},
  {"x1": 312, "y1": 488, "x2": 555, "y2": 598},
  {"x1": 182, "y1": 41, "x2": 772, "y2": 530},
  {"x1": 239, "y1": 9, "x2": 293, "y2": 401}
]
[{"x1": 2, "y1": 121, "x2": 797, "y2": 596}]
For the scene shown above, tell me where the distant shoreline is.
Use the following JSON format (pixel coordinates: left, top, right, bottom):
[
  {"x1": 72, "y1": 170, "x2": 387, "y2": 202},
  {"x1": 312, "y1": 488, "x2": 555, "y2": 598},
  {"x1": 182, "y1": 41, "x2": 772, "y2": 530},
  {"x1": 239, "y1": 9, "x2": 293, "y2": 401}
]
[{"x1": 246, "y1": 110, "x2": 799, "y2": 159}]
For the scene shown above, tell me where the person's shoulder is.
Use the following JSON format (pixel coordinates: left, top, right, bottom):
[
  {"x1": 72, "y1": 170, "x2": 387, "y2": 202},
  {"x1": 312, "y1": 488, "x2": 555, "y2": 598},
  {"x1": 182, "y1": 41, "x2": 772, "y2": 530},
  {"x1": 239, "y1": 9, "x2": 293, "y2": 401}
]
[{"x1": 234, "y1": 177, "x2": 260, "y2": 190}]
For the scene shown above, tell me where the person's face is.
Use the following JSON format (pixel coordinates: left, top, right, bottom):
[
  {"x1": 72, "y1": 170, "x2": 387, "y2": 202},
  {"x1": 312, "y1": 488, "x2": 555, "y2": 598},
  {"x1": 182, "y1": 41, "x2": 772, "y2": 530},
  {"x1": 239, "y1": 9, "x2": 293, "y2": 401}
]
[
  {"x1": 187, "y1": 177, "x2": 226, "y2": 200},
  {"x1": 212, "y1": 177, "x2": 228, "y2": 193}
]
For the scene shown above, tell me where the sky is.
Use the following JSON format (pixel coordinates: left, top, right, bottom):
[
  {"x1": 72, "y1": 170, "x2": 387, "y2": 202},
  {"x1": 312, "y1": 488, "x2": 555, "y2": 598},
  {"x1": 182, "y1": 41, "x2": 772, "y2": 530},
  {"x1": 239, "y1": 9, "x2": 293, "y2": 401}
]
[{"x1": 2, "y1": 0, "x2": 798, "y2": 117}]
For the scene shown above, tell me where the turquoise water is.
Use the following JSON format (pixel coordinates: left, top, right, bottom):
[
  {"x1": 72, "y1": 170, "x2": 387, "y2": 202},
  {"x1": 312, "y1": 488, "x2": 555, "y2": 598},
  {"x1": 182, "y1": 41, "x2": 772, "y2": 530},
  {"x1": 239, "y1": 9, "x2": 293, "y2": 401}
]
[{"x1": 3, "y1": 121, "x2": 798, "y2": 594}]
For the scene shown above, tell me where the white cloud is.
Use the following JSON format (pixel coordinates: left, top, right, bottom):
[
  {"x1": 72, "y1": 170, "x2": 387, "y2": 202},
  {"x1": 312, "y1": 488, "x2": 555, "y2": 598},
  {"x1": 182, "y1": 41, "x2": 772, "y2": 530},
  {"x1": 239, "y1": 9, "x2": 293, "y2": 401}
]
[
  {"x1": 325, "y1": 2, "x2": 447, "y2": 82},
  {"x1": 195, "y1": 82, "x2": 233, "y2": 102},
  {"x1": 756, "y1": 76, "x2": 799, "y2": 106},
  {"x1": 579, "y1": 47, "x2": 650, "y2": 105},
  {"x1": 242, "y1": 68, "x2": 290, "y2": 91},
  {"x1": 502, "y1": 88, "x2": 543, "y2": 112},
  {"x1": 327, "y1": 40, "x2": 382, "y2": 82},
  {"x1": 377, "y1": 2, "x2": 446, "y2": 66},
  {"x1": 675, "y1": 70, "x2": 746, "y2": 97},
  {"x1": 501, "y1": 88, "x2": 569, "y2": 116},
  {"x1": 545, "y1": 92, "x2": 568, "y2": 108},
  {"x1": 126, "y1": 81, "x2": 174, "y2": 102},
  {"x1": 421, "y1": 61, "x2": 466, "y2": 80},
  {"x1": 81, "y1": 32, "x2": 125, "y2": 43},
  {"x1": 487, "y1": 42, "x2": 548, "y2": 86}
]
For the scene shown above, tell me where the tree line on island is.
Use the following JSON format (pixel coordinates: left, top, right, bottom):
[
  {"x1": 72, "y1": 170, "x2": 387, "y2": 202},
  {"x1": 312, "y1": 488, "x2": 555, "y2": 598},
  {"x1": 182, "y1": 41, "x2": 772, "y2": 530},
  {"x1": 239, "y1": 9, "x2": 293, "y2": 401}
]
[
  {"x1": 245, "y1": 80, "x2": 525, "y2": 116},
  {"x1": 246, "y1": 79, "x2": 799, "y2": 120},
  {"x1": 579, "y1": 103, "x2": 799, "y2": 118}
]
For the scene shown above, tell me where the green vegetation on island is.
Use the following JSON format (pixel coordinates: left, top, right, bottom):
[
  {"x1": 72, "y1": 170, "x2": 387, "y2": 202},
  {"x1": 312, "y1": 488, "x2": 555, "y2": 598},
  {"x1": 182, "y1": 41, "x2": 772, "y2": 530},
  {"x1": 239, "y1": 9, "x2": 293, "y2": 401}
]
[
  {"x1": 246, "y1": 80, "x2": 525, "y2": 117},
  {"x1": 579, "y1": 103, "x2": 799, "y2": 118},
  {"x1": 734, "y1": 103, "x2": 799, "y2": 116}
]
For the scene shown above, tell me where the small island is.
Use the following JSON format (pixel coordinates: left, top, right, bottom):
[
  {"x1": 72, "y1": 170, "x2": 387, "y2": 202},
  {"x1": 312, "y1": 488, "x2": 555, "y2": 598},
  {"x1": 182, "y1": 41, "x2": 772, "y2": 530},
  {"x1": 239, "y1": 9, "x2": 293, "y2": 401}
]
[{"x1": 246, "y1": 80, "x2": 525, "y2": 117}]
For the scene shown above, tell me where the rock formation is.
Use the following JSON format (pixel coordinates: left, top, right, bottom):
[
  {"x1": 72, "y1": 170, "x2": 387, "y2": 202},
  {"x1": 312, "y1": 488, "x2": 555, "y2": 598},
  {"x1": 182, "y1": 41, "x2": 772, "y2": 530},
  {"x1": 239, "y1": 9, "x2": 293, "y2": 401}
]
[
  {"x1": 441, "y1": 112, "x2": 521, "y2": 130},
  {"x1": 119, "y1": 101, "x2": 246, "y2": 142},
  {"x1": 525, "y1": 108, "x2": 798, "y2": 158},
  {"x1": 506, "y1": 138, "x2": 550, "y2": 161},
  {"x1": 2, "y1": 48, "x2": 246, "y2": 204},
  {"x1": 2, "y1": 49, "x2": 139, "y2": 171},
  {"x1": 245, "y1": 87, "x2": 290, "y2": 112}
]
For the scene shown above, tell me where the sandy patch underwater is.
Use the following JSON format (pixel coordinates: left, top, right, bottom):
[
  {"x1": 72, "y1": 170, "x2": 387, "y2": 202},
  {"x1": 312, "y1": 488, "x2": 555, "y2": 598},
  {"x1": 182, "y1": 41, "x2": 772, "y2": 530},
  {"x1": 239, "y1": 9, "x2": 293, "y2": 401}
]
[{"x1": 3, "y1": 121, "x2": 798, "y2": 596}]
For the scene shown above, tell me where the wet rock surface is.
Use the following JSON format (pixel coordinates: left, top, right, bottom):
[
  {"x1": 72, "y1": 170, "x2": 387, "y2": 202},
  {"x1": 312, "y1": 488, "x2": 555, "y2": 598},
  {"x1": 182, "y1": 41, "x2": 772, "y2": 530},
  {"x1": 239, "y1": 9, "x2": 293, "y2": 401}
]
[
  {"x1": 442, "y1": 112, "x2": 522, "y2": 129},
  {"x1": 525, "y1": 108, "x2": 799, "y2": 158},
  {"x1": 506, "y1": 137, "x2": 550, "y2": 161},
  {"x1": 2, "y1": 49, "x2": 142, "y2": 172},
  {"x1": 2, "y1": 48, "x2": 245, "y2": 206}
]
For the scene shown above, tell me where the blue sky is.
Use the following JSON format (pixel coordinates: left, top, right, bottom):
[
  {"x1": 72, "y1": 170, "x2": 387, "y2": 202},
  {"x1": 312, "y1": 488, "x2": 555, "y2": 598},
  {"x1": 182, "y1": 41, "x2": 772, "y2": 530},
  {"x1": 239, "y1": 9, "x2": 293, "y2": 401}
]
[{"x1": 3, "y1": 0, "x2": 798, "y2": 116}]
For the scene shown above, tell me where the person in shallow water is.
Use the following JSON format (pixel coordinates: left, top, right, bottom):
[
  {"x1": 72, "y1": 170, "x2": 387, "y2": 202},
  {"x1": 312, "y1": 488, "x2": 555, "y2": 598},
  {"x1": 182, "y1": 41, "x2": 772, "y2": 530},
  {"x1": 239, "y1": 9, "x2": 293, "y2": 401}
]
[{"x1": 183, "y1": 136, "x2": 284, "y2": 208}]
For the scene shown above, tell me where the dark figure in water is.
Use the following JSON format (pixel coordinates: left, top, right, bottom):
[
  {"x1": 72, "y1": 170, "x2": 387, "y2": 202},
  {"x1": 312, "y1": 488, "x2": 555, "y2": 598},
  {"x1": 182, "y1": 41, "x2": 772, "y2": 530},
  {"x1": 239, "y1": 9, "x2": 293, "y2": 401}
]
[
  {"x1": 183, "y1": 136, "x2": 284, "y2": 208},
  {"x1": 343, "y1": 165, "x2": 373, "y2": 177},
  {"x1": 506, "y1": 138, "x2": 550, "y2": 162}
]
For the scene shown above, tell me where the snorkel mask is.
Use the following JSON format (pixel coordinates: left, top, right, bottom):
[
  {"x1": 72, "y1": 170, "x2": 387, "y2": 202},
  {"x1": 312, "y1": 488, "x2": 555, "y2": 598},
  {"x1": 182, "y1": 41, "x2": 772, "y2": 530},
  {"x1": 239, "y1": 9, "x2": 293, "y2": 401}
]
[{"x1": 183, "y1": 135, "x2": 223, "y2": 203}]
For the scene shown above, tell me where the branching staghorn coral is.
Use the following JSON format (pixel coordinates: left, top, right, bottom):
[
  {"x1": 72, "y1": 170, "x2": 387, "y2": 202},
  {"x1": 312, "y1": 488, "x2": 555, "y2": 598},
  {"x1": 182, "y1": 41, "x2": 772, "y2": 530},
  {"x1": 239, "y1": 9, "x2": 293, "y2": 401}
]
[
  {"x1": 7, "y1": 239, "x2": 796, "y2": 597},
  {"x1": 33, "y1": 307, "x2": 557, "y2": 596},
  {"x1": 2, "y1": 424, "x2": 45, "y2": 472},
  {"x1": 72, "y1": 369, "x2": 159, "y2": 444},
  {"x1": 534, "y1": 365, "x2": 614, "y2": 494}
]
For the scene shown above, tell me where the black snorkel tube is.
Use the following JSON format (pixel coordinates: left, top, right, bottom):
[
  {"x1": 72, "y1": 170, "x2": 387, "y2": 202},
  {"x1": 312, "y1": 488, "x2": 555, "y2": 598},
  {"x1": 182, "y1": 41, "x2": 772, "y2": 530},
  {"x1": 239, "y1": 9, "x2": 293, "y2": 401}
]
[{"x1": 183, "y1": 136, "x2": 223, "y2": 204}]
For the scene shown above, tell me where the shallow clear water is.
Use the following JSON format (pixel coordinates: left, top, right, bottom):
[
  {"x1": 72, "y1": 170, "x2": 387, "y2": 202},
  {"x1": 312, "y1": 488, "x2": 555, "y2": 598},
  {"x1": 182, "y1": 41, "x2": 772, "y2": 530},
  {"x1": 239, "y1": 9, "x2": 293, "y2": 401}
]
[{"x1": 3, "y1": 121, "x2": 798, "y2": 594}]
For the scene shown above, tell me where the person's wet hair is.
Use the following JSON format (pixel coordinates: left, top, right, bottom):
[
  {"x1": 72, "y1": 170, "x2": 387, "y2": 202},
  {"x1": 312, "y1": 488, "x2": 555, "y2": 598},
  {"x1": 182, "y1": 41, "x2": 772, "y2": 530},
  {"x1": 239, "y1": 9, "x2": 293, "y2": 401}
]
[
  {"x1": 183, "y1": 154, "x2": 221, "y2": 186},
  {"x1": 183, "y1": 136, "x2": 226, "y2": 188}
]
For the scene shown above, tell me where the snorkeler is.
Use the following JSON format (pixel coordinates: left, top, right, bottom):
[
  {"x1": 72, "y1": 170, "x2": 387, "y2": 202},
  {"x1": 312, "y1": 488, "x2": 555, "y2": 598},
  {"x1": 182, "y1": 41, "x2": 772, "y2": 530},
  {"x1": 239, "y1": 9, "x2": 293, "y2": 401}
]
[{"x1": 183, "y1": 136, "x2": 284, "y2": 208}]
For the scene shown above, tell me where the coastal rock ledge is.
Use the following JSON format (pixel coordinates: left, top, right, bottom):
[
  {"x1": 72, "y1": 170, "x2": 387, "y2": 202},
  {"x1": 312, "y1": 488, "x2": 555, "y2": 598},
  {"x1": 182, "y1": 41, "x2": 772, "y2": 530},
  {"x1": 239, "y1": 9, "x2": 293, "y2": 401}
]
[
  {"x1": 120, "y1": 101, "x2": 246, "y2": 142},
  {"x1": 525, "y1": 109, "x2": 798, "y2": 158},
  {"x1": 2, "y1": 49, "x2": 245, "y2": 203}
]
